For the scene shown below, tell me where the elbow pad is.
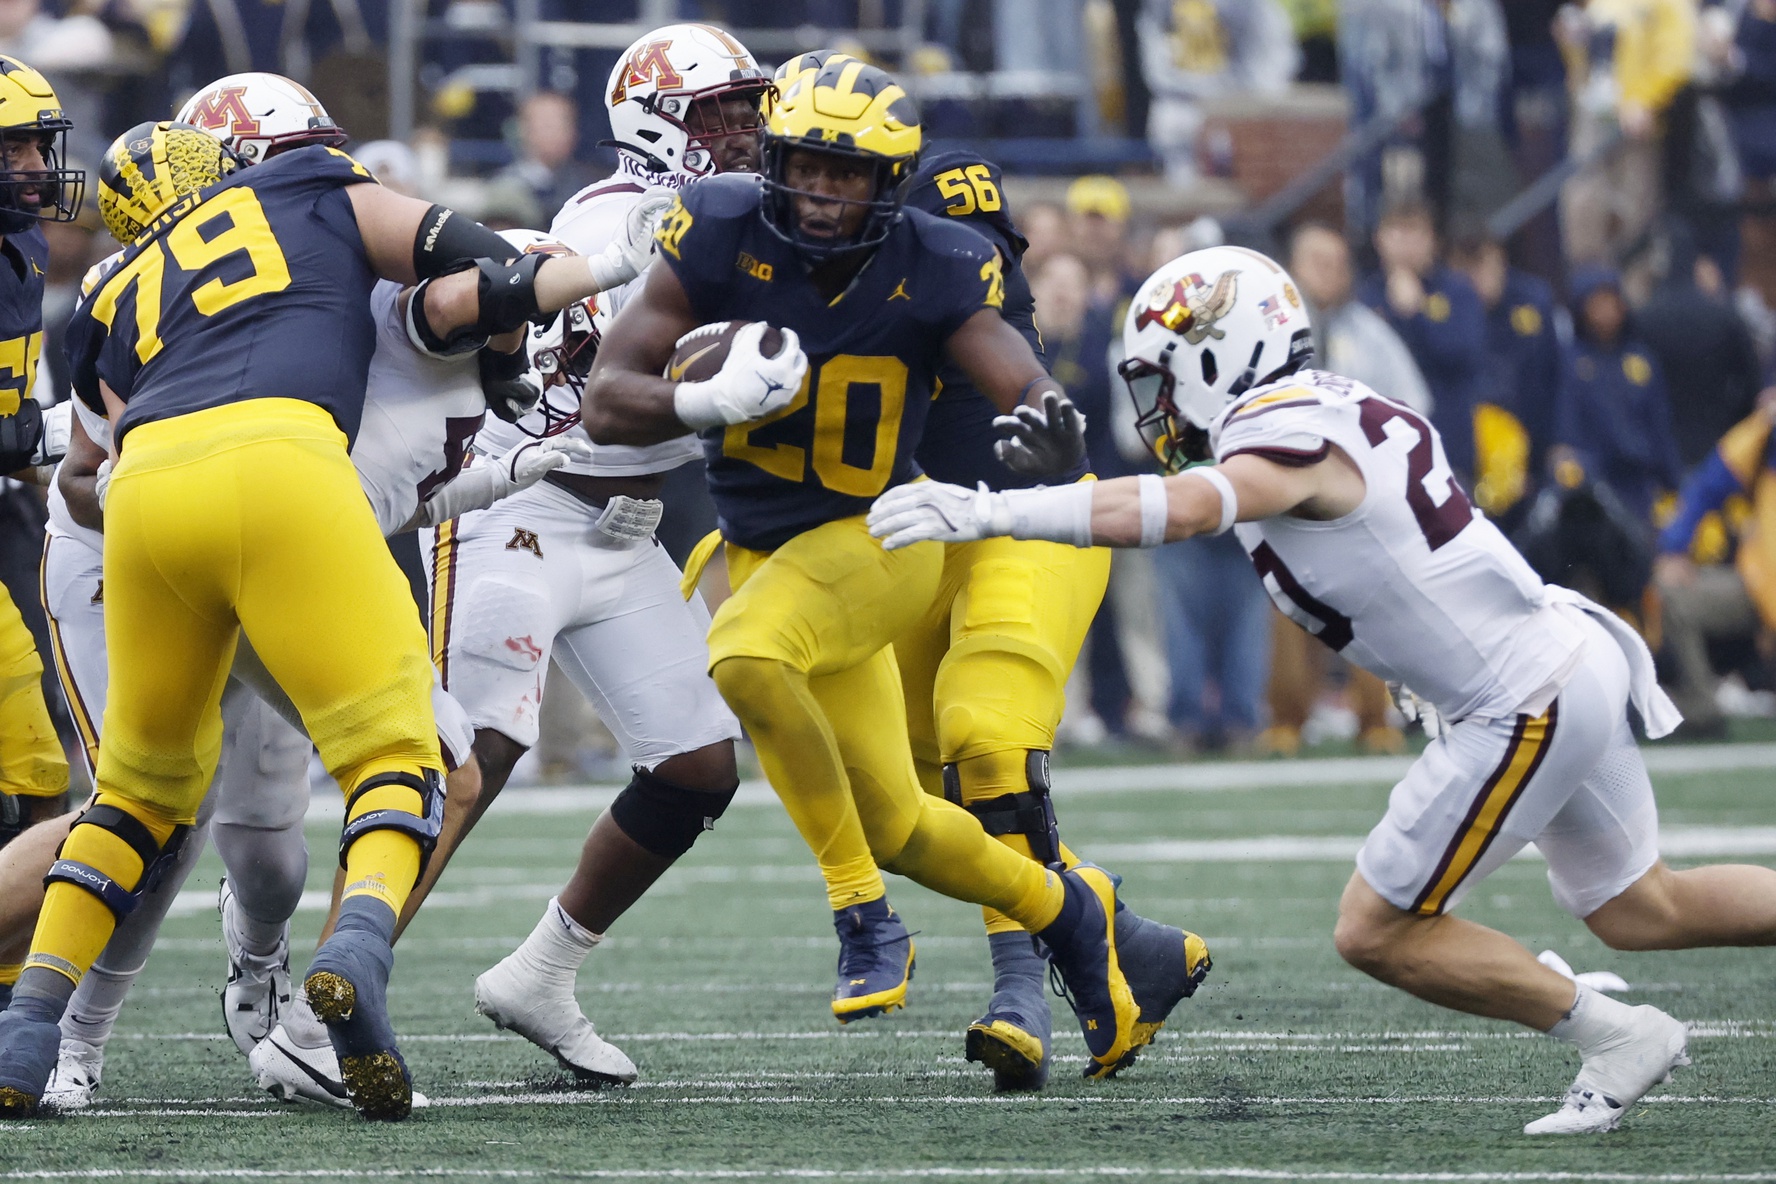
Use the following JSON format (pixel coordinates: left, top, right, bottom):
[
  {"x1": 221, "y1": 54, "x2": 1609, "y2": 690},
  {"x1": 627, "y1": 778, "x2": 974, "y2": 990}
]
[
  {"x1": 472, "y1": 254, "x2": 547, "y2": 334},
  {"x1": 412, "y1": 205, "x2": 518, "y2": 280}
]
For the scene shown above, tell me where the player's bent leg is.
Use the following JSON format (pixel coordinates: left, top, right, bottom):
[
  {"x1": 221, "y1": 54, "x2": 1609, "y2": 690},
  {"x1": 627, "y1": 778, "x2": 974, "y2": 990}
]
[{"x1": 1583, "y1": 860, "x2": 1776, "y2": 951}]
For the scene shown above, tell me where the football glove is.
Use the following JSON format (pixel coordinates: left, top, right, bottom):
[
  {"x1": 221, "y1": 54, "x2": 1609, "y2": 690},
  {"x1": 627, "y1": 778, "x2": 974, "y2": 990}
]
[
  {"x1": 94, "y1": 457, "x2": 113, "y2": 511},
  {"x1": 869, "y1": 481, "x2": 1009, "y2": 551},
  {"x1": 415, "y1": 436, "x2": 594, "y2": 528},
  {"x1": 672, "y1": 323, "x2": 808, "y2": 431},
  {"x1": 0, "y1": 397, "x2": 46, "y2": 473},
  {"x1": 1388, "y1": 681, "x2": 1441, "y2": 739},
  {"x1": 586, "y1": 191, "x2": 674, "y2": 292},
  {"x1": 479, "y1": 346, "x2": 541, "y2": 424},
  {"x1": 993, "y1": 391, "x2": 1086, "y2": 477}
]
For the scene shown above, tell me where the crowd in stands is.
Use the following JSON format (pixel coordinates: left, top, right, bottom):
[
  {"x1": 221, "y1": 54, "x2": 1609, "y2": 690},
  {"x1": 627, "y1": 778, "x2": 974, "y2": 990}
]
[{"x1": 13, "y1": 0, "x2": 1776, "y2": 772}]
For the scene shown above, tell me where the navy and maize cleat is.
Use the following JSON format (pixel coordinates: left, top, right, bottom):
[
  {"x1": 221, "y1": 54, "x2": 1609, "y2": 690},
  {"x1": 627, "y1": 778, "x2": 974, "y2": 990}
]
[
  {"x1": 965, "y1": 931, "x2": 1052, "y2": 1091},
  {"x1": 0, "y1": 1010, "x2": 62, "y2": 1118},
  {"x1": 831, "y1": 897, "x2": 915, "y2": 1024},
  {"x1": 1036, "y1": 864, "x2": 1140, "y2": 1080},
  {"x1": 303, "y1": 909, "x2": 412, "y2": 1121},
  {"x1": 1114, "y1": 909, "x2": 1212, "y2": 1063}
]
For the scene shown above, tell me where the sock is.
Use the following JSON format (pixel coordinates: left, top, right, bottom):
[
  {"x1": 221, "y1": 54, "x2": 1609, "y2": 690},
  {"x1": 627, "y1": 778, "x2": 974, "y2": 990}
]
[
  {"x1": 58, "y1": 962, "x2": 139, "y2": 1048},
  {"x1": 340, "y1": 778, "x2": 424, "y2": 919},
  {"x1": 987, "y1": 930, "x2": 1048, "y2": 1000},
  {"x1": 335, "y1": 895, "x2": 397, "y2": 946},
  {"x1": 222, "y1": 886, "x2": 286, "y2": 959},
  {"x1": 507, "y1": 898, "x2": 601, "y2": 990},
  {"x1": 1547, "y1": 984, "x2": 1634, "y2": 1053},
  {"x1": 8, "y1": 966, "x2": 76, "y2": 1026}
]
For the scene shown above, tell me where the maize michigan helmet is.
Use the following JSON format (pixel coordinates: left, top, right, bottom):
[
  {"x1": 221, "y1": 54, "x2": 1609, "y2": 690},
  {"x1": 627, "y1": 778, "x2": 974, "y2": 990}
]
[{"x1": 98, "y1": 120, "x2": 244, "y2": 244}]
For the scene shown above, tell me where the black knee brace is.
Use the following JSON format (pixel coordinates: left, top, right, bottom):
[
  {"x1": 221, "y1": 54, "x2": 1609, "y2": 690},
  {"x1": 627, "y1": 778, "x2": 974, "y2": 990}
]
[
  {"x1": 945, "y1": 751, "x2": 1063, "y2": 867},
  {"x1": 608, "y1": 767, "x2": 737, "y2": 860},
  {"x1": 338, "y1": 769, "x2": 446, "y2": 876},
  {"x1": 44, "y1": 803, "x2": 190, "y2": 920}
]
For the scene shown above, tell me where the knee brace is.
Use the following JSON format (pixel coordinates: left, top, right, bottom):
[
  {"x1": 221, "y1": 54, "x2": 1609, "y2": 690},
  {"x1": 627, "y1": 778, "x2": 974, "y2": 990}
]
[
  {"x1": 44, "y1": 804, "x2": 190, "y2": 920},
  {"x1": 944, "y1": 751, "x2": 1062, "y2": 867},
  {"x1": 608, "y1": 766, "x2": 737, "y2": 860},
  {"x1": 337, "y1": 769, "x2": 445, "y2": 875}
]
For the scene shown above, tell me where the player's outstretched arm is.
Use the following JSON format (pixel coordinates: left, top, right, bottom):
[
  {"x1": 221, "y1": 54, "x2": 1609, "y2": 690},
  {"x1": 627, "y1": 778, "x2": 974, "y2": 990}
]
[
  {"x1": 583, "y1": 264, "x2": 809, "y2": 446},
  {"x1": 868, "y1": 449, "x2": 1364, "y2": 550}
]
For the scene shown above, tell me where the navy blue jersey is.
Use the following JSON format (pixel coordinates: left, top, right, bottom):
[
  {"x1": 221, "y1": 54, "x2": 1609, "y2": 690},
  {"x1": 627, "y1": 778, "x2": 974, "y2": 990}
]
[
  {"x1": 656, "y1": 173, "x2": 1004, "y2": 551},
  {"x1": 904, "y1": 151, "x2": 1083, "y2": 490},
  {"x1": 0, "y1": 225, "x2": 46, "y2": 417},
  {"x1": 66, "y1": 145, "x2": 379, "y2": 444}
]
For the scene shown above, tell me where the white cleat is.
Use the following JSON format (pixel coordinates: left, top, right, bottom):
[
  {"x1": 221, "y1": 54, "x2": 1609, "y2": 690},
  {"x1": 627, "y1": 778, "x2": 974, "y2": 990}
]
[
  {"x1": 1524, "y1": 1005, "x2": 1690, "y2": 1135},
  {"x1": 40, "y1": 1038, "x2": 104, "y2": 1111},
  {"x1": 220, "y1": 877, "x2": 292, "y2": 1056},
  {"x1": 474, "y1": 956, "x2": 638, "y2": 1086}
]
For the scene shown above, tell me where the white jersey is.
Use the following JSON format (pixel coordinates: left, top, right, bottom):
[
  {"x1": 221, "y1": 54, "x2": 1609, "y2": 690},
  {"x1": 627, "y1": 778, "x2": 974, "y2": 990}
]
[
  {"x1": 473, "y1": 165, "x2": 700, "y2": 477},
  {"x1": 1212, "y1": 370, "x2": 1590, "y2": 723},
  {"x1": 355, "y1": 280, "x2": 487, "y2": 534}
]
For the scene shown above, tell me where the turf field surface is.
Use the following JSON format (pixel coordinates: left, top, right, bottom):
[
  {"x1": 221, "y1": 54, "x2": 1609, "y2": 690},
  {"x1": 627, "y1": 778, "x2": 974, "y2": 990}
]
[{"x1": 2, "y1": 744, "x2": 1774, "y2": 1182}]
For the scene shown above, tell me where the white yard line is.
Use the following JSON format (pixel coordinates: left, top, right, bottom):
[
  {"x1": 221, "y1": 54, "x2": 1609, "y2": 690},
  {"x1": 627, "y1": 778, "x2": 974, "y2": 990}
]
[{"x1": 9, "y1": 1172, "x2": 1776, "y2": 1183}]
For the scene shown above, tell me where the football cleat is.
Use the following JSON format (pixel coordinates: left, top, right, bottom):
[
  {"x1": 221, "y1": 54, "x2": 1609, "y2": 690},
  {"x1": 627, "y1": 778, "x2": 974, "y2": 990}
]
[
  {"x1": 304, "y1": 926, "x2": 412, "y2": 1121},
  {"x1": 40, "y1": 1038, "x2": 104, "y2": 1111},
  {"x1": 474, "y1": 957, "x2": 638, "y2": 1086},
  {"x1": 965, "y1": 931, "x2": 1051, "y2": 1092},
  {"x1": 1116, "y1": 909, "x2": 1212, "y2": 1054},
  {"x1": 220, "y1": 877, "x2": 292, "y2": 1055},
  {"x1": 1036, "y1": 865, "x2": 1139, "y2": 1080},
  {"x1": 1524, "y1": 1006, "x2": 1690, "y2": 1135},
  {"x1": 830, "y1": 897, "x2": 915, "y2": 1024},
  {"x1": 0, "y1": 1011, "x2": 62, "y2": 1118},
  {"x1": 250, "y1": 992, "x2": 351, "y2": 1109}
]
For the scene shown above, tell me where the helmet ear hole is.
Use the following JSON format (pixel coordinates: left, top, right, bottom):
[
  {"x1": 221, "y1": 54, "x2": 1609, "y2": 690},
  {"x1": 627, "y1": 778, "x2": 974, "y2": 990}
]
[{"x1": 1200, "y1": 349, "x2": 1218, "y2": 388}]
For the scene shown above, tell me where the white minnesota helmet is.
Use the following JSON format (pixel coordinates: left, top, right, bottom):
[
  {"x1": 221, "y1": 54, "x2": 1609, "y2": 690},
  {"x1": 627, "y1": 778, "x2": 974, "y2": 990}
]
[
  {"x1": 499, "y1": 228, "x2": 596, "y2": 438},
  {"x1": 176, "y1": 72, "x2": 347, "y2": 162},
  {"x1": 1118, "y1": 245, "x2": 1314, "y2": 471},
  {"x1": 604, "y1": 23, "x2": 772, "y2": 178}
]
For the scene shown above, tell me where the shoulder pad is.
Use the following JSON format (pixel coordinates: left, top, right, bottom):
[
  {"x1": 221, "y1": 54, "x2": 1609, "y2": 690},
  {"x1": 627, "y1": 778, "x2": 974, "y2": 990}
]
[
  {"x1": 905, "y1": 152, "x2": 1025, "y2": 258},
  {"x1": 258, "y1": 143, "x2": 378, "y2": 187},
  {"x1": 1212, "y1": 374, "x2": 1356, "y2": 467},
  {"x1": 678, "y1": 172, "x2": 765, "y2": 219},
  {"x1": 903, "y1": 207, "x2": 996, "y2": 262}
]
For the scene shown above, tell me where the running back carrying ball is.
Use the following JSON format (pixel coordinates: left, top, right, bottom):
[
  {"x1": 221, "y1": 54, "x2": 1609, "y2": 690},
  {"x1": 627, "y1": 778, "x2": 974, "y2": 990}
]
[
  {"x1": 664, "y1": 320, "x2": 787, "y2": 381},
  {"x1": 666, "y1": 320, "x2": 807, "y2": 431}
]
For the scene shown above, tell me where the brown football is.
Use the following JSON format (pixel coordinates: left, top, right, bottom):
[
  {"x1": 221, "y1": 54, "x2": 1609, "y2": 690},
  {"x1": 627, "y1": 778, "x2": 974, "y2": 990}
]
[{"x1": 663, "y1": 321, "x2": 786, "y2": 382}]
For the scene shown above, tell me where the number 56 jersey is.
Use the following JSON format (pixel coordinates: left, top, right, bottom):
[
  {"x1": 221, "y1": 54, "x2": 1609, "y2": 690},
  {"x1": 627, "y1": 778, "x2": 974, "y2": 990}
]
[
  {"x1": 66, "y1": 145, "x2": 379, "y2": 446},
  {"x1": 1212, "y1": 370, "x2": 1590, "y2": 723}
]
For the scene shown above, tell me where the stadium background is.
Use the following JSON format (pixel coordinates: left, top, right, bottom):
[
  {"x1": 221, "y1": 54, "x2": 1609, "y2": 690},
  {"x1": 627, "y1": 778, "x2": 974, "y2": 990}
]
[{"x1": 4, "y1": 2, "x2": 1776, "y2": 1178}]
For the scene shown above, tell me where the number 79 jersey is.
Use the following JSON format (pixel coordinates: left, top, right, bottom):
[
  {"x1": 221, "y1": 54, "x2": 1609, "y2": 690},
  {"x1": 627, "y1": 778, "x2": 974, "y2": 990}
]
[
  {"x1": 66, "y1": 145, "x2": 379, "y2": 446},
  {"x1": 1212, "y1": 370, "x2": 1589, "y2": 723}
]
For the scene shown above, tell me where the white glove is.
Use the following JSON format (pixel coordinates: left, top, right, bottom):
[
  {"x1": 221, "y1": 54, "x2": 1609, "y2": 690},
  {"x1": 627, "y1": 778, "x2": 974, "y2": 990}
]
[
  {"x1": 34, "y1": 400, "x2": 70, "y2": 466},
  {"x1": 672, "y1": 323, "x2": 808, "y2": 430},
  {"x1": 868, "y1": 481, "x2": 1008, "y2": 551},
  {"x1": 585, "y1": 191, "x2": 674, "y2": 292},
  {"x1": 94, "y1": 457, "x2": 112, "y2": 511},
  {"x1": 416, "y1": 436, "x2": 594, "y2": 527},
  {"x1": 1388, "y1": 681, "x2": 1441, "y2": 740}
]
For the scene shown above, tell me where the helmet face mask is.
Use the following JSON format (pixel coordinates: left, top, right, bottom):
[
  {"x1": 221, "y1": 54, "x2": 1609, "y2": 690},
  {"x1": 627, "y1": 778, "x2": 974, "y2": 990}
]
[
  {"x1": 523, "y1": 299, "x2": 600, "y2": 439},
  {"x1": 0, "y1": 56, "x2": 85, "y2": 234}
]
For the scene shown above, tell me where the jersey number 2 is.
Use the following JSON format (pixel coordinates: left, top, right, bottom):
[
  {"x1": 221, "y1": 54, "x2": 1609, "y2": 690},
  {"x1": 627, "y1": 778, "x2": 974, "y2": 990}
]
[
  {"x1": 723, "y1": 355, "x2": 909, "y2": 497},
  {"x1": 91, "y1": 187, "x2": 293, "y2": 365},
  {"x1": 1358, "y1": 398, "x2": 1472, "y2": 550}
]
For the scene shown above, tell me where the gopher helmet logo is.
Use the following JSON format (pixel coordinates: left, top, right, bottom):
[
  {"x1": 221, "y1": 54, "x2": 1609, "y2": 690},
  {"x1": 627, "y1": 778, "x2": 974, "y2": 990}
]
[
  {"x1": 610, "y1": 40, "x2": 685, "y2": 105},
  {"x1": 1134, "y1": 269, "x2": 1240, "y2": 345}
]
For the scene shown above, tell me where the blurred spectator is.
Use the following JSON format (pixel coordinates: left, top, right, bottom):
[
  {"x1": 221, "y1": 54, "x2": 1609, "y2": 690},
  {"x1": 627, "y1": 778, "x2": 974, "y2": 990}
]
[
  {"x1": 1019, "y1": 201, "x2": 1066, "y2": 273},
  {"x1": 1654, "y1": 394, "x2": 1776, "y2": 733},
  {"x1": 353, "y1": 140, "x2": 423, "y2": 198},
  {"x1": 1635, "y1": 221, "x2": 1762, "y2": 467},
  {"x1": 1719, "y1": 0, "x2": 1776, "y2": 180},
  {"x1": 1135, "y1": 0, "x2": 1297, "y2": 186},
  {"x1": 1288, "y1": 223, "x2": 1432, "y2": 412},
  {"x1": 1557, "y1": 0, "x2": 1697, "y2": 267},
  {"x1": 1554, "y1": 265, "x2": 1683, "y2": 526},
  {"x1": 1277, "y1": 0, "x2": 1338, "y2": 82},
  {"x1": 0, "y1": 0, "x2": 115, "y2": 163},
  {"x1": 496, "y1": 90, "x2": 596, "y2": 220},
  {"x1": 1447, "y1": 233, "x2": 1562, "y2": 519},
  {"x1": 1151, "y1": 524, "x2": 1271, "y2": 752},
  {"x1": 1358, "y1": 199, "x2": 1488, "y2": 481},
  {"x1": 1065, "y1": 174, "x2": 1137, "y2": 301}
]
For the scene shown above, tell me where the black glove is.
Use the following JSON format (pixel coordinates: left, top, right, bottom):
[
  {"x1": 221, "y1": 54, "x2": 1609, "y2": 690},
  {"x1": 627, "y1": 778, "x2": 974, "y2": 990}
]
[
  {"x1": 0, "y1": 397, "x2": 45, "y2": 474},
  {"x1": 479, "y1": 346, "x2": 541, "y2": 424},
  {"x1": 992, "y1": 390, "x2": 1087, "y2": 477}
]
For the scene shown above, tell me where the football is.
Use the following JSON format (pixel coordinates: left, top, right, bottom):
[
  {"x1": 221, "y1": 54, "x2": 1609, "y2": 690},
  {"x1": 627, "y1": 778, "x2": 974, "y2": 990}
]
[{"x1": 663, "y1": 320, "x2": 786, "y2": 382}]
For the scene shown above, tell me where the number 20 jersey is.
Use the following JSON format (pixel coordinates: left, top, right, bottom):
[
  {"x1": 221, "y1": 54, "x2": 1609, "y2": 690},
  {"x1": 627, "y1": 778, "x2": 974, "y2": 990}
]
[
  {"x1": 66, "y1": 145, "x2": 378, "y2": 445},
  {"x1": 656, "y1": 173, "x2": 1004, "y2": 552},
  {"x1": 1212, "y1": 370, "x2": 1588, "y2": 723}
]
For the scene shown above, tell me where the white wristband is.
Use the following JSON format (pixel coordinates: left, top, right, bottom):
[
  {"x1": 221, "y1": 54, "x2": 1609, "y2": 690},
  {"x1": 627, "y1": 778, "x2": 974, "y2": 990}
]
[
  {"x1": 1136, "y1": 473, "x2": 1168, "y2": 548},
  {"x1": 1003, "y1": 482, "x2": 1095, "y2": 548},
  {"x1": 1190, "y1": 466, "x2": 1238, "y2": 535}
]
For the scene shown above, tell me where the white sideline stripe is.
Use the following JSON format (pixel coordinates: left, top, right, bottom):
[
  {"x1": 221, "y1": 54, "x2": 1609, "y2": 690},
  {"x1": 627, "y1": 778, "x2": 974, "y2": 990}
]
[
  {"x1": 162, "y1": 822, "x2": 1776, "y2": 917},
  {"x1": 9, "y1": 1174, "x2": 1776, "y2": 1184},
  {"x1": 295, "y1": 741, "x2": 1776, "y2": 822}
]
